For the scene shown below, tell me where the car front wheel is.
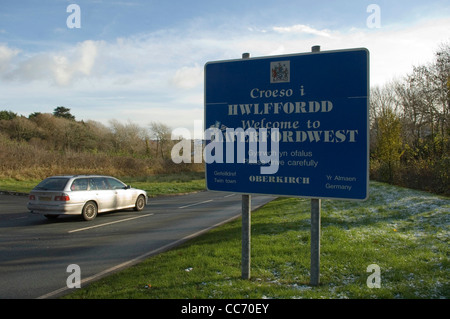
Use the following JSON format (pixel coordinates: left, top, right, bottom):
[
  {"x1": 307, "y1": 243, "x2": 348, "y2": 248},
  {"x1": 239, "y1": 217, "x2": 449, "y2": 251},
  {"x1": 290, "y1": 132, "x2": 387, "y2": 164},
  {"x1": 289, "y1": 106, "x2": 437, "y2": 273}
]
[
  {"x1": 82, "y1": 201, "x2": 98, "y2": 221},
  {"x1": 134, "y1": 195, "x2": 146, "y2": 211}
]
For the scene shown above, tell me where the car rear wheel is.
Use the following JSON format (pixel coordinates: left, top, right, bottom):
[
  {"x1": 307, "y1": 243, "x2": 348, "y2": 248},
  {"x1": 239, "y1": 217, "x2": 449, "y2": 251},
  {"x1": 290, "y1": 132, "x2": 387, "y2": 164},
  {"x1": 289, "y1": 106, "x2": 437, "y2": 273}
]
[
  {"x1": 134, "y1": 195, "x2": 145, "y2": 211},
  {"x1": 82, "y1": 201, "x2": 98, "y2": 221}
]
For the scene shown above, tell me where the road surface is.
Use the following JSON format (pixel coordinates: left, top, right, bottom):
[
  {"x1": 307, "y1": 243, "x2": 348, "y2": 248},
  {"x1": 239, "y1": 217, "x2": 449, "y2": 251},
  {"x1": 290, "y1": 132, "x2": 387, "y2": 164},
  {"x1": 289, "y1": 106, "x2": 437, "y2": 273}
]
[{"x1": 0, "y1": 191, "x2": 274, "y2": 299}]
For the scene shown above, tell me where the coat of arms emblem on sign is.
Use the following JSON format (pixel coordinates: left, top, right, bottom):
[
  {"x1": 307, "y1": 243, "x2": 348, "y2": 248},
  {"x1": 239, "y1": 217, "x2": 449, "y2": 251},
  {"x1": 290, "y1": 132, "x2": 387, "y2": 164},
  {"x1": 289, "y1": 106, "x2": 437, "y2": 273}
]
[{"x1": 270, "y1": 61, "x2": 290, "y2": 83}]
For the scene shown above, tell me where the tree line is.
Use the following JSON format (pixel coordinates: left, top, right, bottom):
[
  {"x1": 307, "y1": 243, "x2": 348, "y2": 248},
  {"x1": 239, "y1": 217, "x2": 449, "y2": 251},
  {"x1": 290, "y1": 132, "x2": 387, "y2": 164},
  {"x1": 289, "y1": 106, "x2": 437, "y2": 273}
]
[
  {"x1": 0, "y1": 107, "x2": 175, "y2": 157},
  {"x1": 0, "y1": 106, "x2": 197, "y2": 179},
  {"x1": 370, "y1": 42, "x2": 449, "y2": 195}
]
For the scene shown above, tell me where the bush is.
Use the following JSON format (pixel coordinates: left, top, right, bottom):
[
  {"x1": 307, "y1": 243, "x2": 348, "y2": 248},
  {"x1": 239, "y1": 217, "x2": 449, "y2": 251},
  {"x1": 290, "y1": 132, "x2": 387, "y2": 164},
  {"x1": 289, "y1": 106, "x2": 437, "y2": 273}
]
[{"x1": 370, "y1": 158, "x2": 449, "y2": 196}]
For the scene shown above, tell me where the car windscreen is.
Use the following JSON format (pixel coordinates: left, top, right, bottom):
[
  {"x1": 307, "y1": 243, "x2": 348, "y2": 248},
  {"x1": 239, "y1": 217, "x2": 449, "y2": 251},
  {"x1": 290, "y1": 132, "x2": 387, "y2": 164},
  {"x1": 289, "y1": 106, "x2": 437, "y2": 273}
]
[{"x1": 34, "y1": 178, "x2": 70, "y2": 191}]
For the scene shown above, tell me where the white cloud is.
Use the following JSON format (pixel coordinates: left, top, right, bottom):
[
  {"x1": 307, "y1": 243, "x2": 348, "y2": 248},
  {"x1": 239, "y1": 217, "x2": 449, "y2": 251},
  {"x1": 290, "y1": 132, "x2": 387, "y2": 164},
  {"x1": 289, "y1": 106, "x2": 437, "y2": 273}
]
[
  {"x1": 48, "y1": 40, "x2": 99, "y2": 86},
  {"x1": 273, "y1": 24, "x2": 333, "y2": 38},
  {"x1": 259, "y1": 18, "x2": 450, "y2": 86},
  {"x1": 331, "y1": 18, "x2": 450, "y2": 86},
  {"x1": 1, "y1": 40, "x2": 99, "y2": 86},
  {"x1": 76, "y1": 40, "x2": 98, "y2": 76},
  {"x1": 171, "y1": 64, "x2": 203, "y2": 89},
  {"x1": 0, "y1": 44, "x2": 20, "y2": 73}
]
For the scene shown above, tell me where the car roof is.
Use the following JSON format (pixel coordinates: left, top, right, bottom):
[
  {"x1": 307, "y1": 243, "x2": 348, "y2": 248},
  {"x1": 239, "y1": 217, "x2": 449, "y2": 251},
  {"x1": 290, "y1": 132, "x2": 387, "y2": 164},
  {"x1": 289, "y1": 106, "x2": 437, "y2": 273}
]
[{"x1": 46, "y1": 175, "x2": 116, "y2": 179}]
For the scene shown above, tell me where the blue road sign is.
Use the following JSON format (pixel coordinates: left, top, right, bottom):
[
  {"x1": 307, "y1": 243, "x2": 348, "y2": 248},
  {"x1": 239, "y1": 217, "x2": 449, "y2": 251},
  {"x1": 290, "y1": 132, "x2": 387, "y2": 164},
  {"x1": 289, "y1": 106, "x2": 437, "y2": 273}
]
[{"x1": 204, "y1": 48, "x2": 369, "y2": 200}]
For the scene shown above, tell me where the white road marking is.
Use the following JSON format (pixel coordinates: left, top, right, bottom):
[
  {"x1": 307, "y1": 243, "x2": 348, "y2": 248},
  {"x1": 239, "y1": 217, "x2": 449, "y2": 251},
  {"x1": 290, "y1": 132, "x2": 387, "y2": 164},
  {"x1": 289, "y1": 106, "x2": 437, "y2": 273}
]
[
  {"x1": 178, "y1": 199, "x2": 213, "y2": 209},
  {"x1": 68, "y1": 213, "x2": 154, "y2": 233},
  {"x1": 11, "y1": 216, "x2": 28, "y2": 220}
]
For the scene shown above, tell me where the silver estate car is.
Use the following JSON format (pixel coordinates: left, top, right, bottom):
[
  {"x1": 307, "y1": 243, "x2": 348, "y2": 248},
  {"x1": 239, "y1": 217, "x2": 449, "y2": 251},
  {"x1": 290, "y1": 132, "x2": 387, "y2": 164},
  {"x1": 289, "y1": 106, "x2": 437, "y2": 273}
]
[{"x1": 28, "y1": 175, "x2": 148, "y2": 221}]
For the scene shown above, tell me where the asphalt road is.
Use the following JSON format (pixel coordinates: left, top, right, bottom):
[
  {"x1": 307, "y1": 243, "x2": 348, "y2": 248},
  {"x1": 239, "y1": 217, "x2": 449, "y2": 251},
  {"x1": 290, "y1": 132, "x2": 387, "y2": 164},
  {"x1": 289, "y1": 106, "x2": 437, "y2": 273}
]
[{"x1": 0, "y1": 191, "x2": 274, "y2": 299}]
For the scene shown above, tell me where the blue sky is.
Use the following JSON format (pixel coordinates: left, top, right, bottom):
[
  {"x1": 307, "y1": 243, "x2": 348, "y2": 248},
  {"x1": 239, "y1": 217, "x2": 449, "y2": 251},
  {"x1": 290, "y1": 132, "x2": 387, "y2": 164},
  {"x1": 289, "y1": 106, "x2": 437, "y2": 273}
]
[{"x1": 1, "y1": 0, "x2": 449, "y2": 131}]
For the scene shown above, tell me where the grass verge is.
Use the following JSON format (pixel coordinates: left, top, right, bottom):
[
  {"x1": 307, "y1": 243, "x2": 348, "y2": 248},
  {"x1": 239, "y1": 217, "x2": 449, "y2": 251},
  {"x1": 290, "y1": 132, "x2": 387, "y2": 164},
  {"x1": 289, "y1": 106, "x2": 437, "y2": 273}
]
[
  {"x1": 0, "y1": 172, "x2": 206, "y2": 196},
  {"x1": 63, "y1": 181, "x2": 449, "y2": 299},
  {"x1": 121, "y1": 172, "x2": 206, "y2": 197},
  {"x1": 0, "y1": 178, "x2": 41, "y2": 194}
]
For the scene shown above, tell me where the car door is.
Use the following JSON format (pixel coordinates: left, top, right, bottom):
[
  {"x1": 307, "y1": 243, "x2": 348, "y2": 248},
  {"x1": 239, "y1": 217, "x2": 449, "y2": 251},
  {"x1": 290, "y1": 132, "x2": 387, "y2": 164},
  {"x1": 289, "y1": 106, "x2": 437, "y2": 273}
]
[
  {"x1": 106, "y1": 177, "x2": 133, "y2": 208},
  {"x1": 89, "y1": 177, "x2": 116, "y2": 212},
  {"x1": 69, "y1": 177, "x2": 89, "y2": 207}
]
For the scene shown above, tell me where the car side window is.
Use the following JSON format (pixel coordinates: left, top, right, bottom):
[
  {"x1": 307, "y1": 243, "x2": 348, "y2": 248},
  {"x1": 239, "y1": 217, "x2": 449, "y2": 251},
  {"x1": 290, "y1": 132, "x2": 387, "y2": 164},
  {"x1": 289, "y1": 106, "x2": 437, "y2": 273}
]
[
  {"x1": 70, "y1": 178, "x2": 88, "y2": 191},
  {"x1": 90, "y1": 178, "x2": 110, "y2": 190},
  {"x1": 107, "y1": 178, "x2": 126, "y2": 190}
]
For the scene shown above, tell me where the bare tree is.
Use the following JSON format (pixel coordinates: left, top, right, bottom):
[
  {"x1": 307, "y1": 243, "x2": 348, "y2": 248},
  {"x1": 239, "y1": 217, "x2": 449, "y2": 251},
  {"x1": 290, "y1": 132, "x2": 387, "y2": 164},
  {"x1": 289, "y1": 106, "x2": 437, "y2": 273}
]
[
  {"x1": 109, "y1": 119, "x2": 149, "y2": 155},
  {"x1": 149, "y1": 122, "x2": 172, "y2": 160}
]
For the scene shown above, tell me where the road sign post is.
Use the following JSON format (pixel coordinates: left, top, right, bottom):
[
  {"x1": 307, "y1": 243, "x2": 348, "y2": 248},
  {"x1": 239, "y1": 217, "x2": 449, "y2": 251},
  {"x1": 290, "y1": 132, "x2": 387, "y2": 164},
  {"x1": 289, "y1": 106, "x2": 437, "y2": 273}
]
[
  {"x1": 241, "y1": 53, "x2": 251, "y2": 280},
  {"x1": 310, "y1": 197, "x2": 321, "y2": 285},
  {"x1": 310, "y1": 45, "x2": 321, "y2": 286},
  {"x1": 242, "y1": 194, "x2": 251, "y2": 279}
]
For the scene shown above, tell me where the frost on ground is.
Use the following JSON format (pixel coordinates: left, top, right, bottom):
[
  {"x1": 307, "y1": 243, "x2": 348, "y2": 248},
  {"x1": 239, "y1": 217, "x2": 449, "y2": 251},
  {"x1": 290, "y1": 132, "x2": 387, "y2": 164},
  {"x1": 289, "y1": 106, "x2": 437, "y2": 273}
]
[
  {"x1": 319, "y1": 182, "x2": 449, "y2": 298},
  {"x1": 323, "y1": 181, "x2": 449, "y2": 234},
  {"x1": 261, "y1": 181, "x2": 449, "y2": 299}
]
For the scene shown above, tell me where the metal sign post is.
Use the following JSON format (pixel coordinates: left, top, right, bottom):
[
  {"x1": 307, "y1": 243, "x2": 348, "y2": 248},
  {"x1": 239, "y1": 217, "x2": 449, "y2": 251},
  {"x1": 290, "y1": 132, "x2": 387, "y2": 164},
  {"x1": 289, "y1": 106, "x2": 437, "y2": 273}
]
[
  {"x1": 242, "y1": 194, "x2": 251, "y2": 279},
  {"x1": 310, "y1": 198, "x2": 321, "y2": 285},
  {"x1": 310, "y1": 45, "x2": 321, "y2": 286},
  {"x1": 241, "y1": 53, "x2": 251, "y2": 280}
]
